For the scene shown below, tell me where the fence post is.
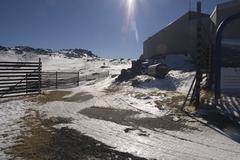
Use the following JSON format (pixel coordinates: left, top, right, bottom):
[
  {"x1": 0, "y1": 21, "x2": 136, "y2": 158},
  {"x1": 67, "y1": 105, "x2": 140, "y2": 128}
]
[
  {"x1": 38, "y1": 58, "x2": 42, "y2": 94},
  {"x1": 56, "y1": 71, "x2": 58, "y2": 89},
  {"x1": 77, "y1": 72, "x2": 79, "y2": 86},
  {"x1": 26, "y1": 73, "x2": 27, "y2": 93}
]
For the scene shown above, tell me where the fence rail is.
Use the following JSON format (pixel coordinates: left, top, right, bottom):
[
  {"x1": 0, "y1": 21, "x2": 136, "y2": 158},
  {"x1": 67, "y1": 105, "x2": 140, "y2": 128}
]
[
  {"x1": 79, "y1": 71, "x2": 109, "y2": 81},
  {"x1": 41, "y1": 71, "x2": 109, "y2": 90},
  {"x1": 0, "y1": 60, "x2": 42, "y2": 98},
  {"x1": 0, "y1": 59, "x2": 110, "y2": 98}
]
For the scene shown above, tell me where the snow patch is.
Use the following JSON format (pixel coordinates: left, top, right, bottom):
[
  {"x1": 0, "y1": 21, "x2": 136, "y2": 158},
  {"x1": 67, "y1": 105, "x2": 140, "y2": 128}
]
[{"x1": 0, "y1": 100, "x2": 32, "y2": 159}]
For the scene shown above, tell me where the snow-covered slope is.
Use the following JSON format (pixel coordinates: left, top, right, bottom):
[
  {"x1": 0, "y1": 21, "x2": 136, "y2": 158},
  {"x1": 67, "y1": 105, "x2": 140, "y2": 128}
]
[
  {"x1": 0, "y1": 45, "x2": 131, "y2": 76},
  {"x1": 0, "y1": 46, "x2": 98, "y2": 62},
  {"x1": 2, "y1": 46, "x2": 238, "y2": 160}
]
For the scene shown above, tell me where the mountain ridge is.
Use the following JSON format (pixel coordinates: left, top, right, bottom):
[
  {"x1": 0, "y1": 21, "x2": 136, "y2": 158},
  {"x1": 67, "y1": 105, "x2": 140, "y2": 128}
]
[{"x1": 0, "y1": 45, "x2": 98, "y2": 58}]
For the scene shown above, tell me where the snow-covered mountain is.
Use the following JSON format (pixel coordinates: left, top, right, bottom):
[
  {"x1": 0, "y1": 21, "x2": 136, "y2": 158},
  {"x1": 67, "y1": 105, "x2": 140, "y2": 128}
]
[{"x1": 0, "y1": 45, "x2": 98, "y2": 60}]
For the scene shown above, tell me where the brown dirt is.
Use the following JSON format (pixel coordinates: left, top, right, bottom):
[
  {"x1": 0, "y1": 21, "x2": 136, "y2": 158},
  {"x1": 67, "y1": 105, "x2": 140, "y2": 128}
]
[
  {"x1": 35, "y1": 91, "x2": 93, "y2": 104},
  {"x1": 36, "y1": 91, "x2": 72, "y2": 104},
  {"x1": 63, "y1": 92, "x2": 94, "y2": 103},
  {"x1": 104, "y1": 85, "x2": 121, "y2": 95},
  {"x1": 154, "y1": 94, "x2": 186, "y2": 111},
  {"x1": 5, "y1": 109, "x2": 147, "y2": 160}
]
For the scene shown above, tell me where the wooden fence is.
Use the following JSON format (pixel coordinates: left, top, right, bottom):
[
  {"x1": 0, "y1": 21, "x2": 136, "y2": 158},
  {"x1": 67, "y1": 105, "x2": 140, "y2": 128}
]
[{"x1": 0, "y1": 60, "x2": 42, "y2": 98}]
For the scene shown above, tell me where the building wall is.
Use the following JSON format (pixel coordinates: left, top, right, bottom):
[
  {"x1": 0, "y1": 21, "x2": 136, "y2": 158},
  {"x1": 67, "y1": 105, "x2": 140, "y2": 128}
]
[
  {"x1": 221, "y1": 68, "x2": 240, "y2": 93},
  {"x1": 142, "y1": 1, "x2": 240, "y2": 60},
  {"x1": 210, "y1": 1, "x2": 240, "y2": 68},
  {"x1": 211, "y1": 1, "x2": 240, "y2": 39},
  {"x1": 142, "y1": 12, "x2": 212, "y2": 59}
]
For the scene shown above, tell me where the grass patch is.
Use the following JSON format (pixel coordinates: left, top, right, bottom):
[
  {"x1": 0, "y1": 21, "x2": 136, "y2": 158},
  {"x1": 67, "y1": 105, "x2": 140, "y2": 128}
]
[
  {"x1": 104, "y1": 85, "x2": 121, "y2": 94},
  {"x1": 131, "y1": 91, "x2": 167, "y2": 100},
  {"x1": 184, "y1": 105, "x2": 197, "y2": 113},
  {"x1": 149, "y1": 91, "x2": 167, "y2": 97},
  {"x1": 133, "y1": 92, "x2": 150, "y2": 99},
  {"x1": 200, "y1": 90, "x2": 214, "y2": 104},
  {"x1": 154, "y1": 94, "x2": 186, "y2": 111}
]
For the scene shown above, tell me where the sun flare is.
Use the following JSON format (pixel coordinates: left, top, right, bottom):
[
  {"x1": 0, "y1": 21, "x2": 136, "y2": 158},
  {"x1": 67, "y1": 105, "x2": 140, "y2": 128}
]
[
  {"x1": 127, "y1": 0, "x2": 134, "y2": 7},
  {"x1": 127, "y1": 0, "x2": 134, "y2": 12},
  {"x1": 126, "y1": 0, "x2": 135, "y2": 21},
  {"x1": 124, "y1": 0, "x2": 139, "y2": 43}
]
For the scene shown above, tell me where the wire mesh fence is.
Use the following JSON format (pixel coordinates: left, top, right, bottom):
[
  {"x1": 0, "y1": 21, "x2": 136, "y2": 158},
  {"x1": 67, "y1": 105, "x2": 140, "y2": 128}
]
[
  {"x1": 79, "y1": 71, "x2": 109, "y2": 81},
  {"x1": 0, "y1": 58, "x2": 110, "y2": 96},
  {"x1": 41, "y1": 72, "x2": 79, "y2": 89},
  {"x1": 42, "y1": 71, "x2": 109, "y2": 90}
]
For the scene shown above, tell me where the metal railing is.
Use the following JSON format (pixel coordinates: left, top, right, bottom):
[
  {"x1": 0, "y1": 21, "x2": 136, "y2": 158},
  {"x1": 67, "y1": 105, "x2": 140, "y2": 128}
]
[{"x1": 0, "y1": 59, "x2": 42, "y2": 98}]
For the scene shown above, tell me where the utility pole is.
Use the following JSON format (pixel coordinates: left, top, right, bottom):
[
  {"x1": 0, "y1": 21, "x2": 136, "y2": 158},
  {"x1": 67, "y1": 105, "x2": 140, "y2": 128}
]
[{"x1": 193, "y1": 1, "x2": 203, "y2": 108}]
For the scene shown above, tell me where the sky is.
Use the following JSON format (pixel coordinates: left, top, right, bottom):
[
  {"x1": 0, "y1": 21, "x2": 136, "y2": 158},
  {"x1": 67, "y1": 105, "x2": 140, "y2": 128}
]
[{"x1": 0, "y1": 0, "x2": 230, "y2": 58}]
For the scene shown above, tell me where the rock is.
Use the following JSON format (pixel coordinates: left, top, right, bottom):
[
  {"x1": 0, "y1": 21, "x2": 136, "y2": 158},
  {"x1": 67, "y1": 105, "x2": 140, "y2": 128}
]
[
  {"x1": 173, "y1": 116, "x2": 180, "y2": 122},
  {"x1": 96, "y1": 143, "x2": 101, "y2": 146},
  {"x1": 147, "y1": 64, "x2": 169, "y2": 79},
  {"x1": 100, "y1": 66, "x2": 109, "y2": 68}
]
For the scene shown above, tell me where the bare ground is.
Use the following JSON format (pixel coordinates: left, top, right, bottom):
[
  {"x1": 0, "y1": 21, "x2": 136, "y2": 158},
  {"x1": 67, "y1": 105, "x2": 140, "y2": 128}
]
[
  {"x1": 80, "y1": 106, "x2": 198, "y2": 132},
  {"x1": 5, "y1": 109, "x2": 147, "y2": 160}
]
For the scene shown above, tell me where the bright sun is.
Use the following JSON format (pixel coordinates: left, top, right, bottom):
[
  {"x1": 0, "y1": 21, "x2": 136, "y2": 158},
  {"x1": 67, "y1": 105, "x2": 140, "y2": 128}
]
[
  {"x1": 127, "y1": 0, "x2": 135, "y2": 16},
  {"x1": 127, "y1": 0, "x2": 134, "y2": 7}
]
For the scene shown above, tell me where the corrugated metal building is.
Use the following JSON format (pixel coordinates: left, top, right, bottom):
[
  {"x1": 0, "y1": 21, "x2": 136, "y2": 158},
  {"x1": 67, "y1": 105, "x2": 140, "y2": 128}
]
[
  {"x1": 211, "y1": 0, "x2": 240, "y2": 68},
  {"x1": 142, "y1": 0, "x2": 240, "y2": 60},
  {"x1": 210, "y1": 0, "x2": 240, "y2": 39},
  {"x1": 142, "y1": 11, "x2": 212, "y2": 59},
  {"x1": 142, "y1": 12, "x2": 212, "y2": 59}
]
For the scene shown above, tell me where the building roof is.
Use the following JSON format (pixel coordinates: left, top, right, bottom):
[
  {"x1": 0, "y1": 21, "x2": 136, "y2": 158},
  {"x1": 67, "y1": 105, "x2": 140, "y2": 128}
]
[
  {"x1": 210, "y1": 0, "x2": 240, "y2": 19},
  {"x1": 215, "y1": 0, "x2": 240, "y2": 10}
]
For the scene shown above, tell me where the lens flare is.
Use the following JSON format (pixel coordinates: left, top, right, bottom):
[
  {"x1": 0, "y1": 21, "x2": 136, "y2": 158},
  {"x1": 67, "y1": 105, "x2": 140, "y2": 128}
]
[{"x1": 124, "y1": 0, "x2": 139, "y2": 43}]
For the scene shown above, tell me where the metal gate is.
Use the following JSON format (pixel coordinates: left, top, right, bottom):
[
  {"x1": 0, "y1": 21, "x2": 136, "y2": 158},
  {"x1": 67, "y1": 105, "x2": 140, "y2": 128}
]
[{"x1": 0, "y1": 59, "x2": 42, "y2": 98}]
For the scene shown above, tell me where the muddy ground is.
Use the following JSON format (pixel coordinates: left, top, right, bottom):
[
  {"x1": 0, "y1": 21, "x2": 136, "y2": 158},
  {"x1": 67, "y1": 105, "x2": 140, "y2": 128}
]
[
  {"x1": 3, "y1": 91, "x2": 150, "y2": 160},
  {"x1": 5, "y1": 109, "x2": 147, "y2": 160},
  {"x1": 3, "y1": 90, "x2": 199, "y2": 160},
  {"x1": 4, "y1": 90, "x2": 240, "y2": 160},
  {"x1": 4, "y1": 91, "x2": 194, "y2": 160},
  {"x1": 79, "y1": 106, "x2": 197, "y2": 132}
]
